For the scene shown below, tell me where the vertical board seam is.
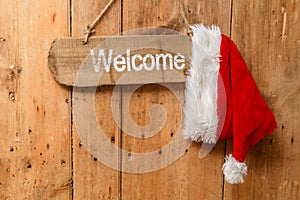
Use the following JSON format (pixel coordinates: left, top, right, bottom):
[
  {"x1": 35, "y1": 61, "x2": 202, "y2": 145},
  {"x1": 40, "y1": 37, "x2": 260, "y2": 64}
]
[
  {"x1": 221, "y1": 141, "x2": 227, "y2": 200},
  {"x1": 119, "y1": 1, "x2": 124, "y2": 200},
  {"x1": 69, "y1": 0, "x2": 74, "y2": 199},
  {"x1": 119, "y1": 85, "x2": 123, "y2": 200},
  {"x1": 120, "y1": 0, "x2": 123, "y2": 34},
  {"x1": 222, "y1": 1, "x2": 234, "y2": 199},
  {"x1": 69, "y1": 0, "x2": 73, "y2": 37},
  {"x1": 229, "y1": 0, "x2": 233, "y2": 38}
]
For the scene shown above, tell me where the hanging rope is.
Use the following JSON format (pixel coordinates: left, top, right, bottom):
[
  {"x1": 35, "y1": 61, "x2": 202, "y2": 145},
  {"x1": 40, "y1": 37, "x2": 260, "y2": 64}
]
[
  {"x1": 178, "y1": 0, "x2": 193, "y2": 37},
  {"x1": 82, "y1": 0, "x2": 115, "y2": 44},
  {"x1": 83, "y1": 0, "x2": 192, "y2": 44}
]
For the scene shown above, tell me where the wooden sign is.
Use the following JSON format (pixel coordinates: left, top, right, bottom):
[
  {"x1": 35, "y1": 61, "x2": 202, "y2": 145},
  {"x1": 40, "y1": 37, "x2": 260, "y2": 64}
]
[{"x1": 48, "y1": 35, "x2": 191, "y2": 87}]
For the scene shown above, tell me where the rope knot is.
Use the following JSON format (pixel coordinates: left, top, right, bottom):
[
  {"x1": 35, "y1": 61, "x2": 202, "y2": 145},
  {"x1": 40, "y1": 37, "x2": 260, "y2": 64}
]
[
  {"x1": 82, "y1": 0, "x2": 192, "y2": 44},
  {"x1": 82, "y1": 0, "x2": 116, "y2": 44},
  {"x1": 187, "y1": 28, "x2": 193, "y2": 37},
  {"x1": 83, "y1": 25, "x2": 96, "y2": 44}
]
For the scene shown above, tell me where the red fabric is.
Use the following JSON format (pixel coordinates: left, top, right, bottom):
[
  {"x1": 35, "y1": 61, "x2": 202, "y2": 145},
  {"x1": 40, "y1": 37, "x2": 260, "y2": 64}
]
[{"x1": 217, "y1": 35, "x2": 277, "y2": 162}]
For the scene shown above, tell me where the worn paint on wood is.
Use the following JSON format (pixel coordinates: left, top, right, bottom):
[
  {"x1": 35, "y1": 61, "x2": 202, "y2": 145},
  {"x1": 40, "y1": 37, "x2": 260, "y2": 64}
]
[
  {"x1": 0, "y1": 0, "x2": 71, "y2": 199},
  {"x1": 48, "y1": 35, "x2": 190, "y2": 87}
]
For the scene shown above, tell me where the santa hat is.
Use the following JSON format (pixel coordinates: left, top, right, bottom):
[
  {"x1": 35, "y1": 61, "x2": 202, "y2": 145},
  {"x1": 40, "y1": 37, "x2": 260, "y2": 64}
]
[{"x1": 183, "y1": 24, "x2": 277, "y2": 184}]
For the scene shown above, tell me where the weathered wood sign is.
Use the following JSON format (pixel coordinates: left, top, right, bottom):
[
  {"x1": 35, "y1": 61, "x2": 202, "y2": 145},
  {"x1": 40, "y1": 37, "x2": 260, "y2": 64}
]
[{"x1": 48, "y1": 35, "x2": 191, "y2": 87}]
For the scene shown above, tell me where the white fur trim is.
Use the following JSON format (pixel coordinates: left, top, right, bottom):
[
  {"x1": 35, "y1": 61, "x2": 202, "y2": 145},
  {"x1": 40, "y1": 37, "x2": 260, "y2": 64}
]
[
  {"x1": 182, "y1": 24, "x2": 221, "y2": 144},
  {"x1": 222, "y1": 154, "x2": 247, "y2": 184}
]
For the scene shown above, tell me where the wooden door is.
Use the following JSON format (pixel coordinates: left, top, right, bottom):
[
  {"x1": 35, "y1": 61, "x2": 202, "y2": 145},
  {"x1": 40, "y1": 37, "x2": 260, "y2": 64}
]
[{"x1": 0, "y1": 0, "x2": 299, "y2": 199}]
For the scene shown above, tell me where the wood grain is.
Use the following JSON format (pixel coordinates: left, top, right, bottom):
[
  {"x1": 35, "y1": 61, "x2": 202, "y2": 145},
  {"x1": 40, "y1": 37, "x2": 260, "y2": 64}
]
[
  {"x1": 0, "y1": 0, "x2": 71, "y2": 199},
  {"x1": 121, "y1": 0, "x2": 231, "y2": 199},
  {"x1": 224, "y1": 0, "x2": 300, "y2": 199},
  {"x1": 48, "y1": 35, "x2": 190, "y2": 87},
  {"x1": 71, "y1": 0, "x2": 121, "y2": 199},
  {"x1": 0, "y1": 0, "x2": 298, "y2": 199}
]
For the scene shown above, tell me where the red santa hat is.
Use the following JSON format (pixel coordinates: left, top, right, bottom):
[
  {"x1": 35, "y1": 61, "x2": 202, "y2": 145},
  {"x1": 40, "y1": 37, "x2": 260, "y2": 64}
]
[{"x1": 183, "y1": 24, "x2": 277, "y2": 184}]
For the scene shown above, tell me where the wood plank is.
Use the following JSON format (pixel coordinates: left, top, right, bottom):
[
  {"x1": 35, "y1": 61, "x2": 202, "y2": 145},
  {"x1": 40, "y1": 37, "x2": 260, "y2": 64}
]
[
  {"x1": 121, "y1": 0, "x2": 231, "y2": 199},
  {"x1": 72, "y1": 0, "x2": 121, "y2": 199},
  {"x1": 225, "y1": 0, "x2": 300, "y2": 199},
  {"x1": 0, "y1": 0, "x2": 71, "y2": 199},
  {"x1": 48, "y1": 35, "x2": 190, "y2": 87}
]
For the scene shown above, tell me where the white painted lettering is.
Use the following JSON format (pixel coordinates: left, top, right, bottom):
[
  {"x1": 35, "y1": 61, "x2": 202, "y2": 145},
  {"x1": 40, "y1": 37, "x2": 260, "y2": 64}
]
[
  {"x1": 90, "y1": 49, "x2": 113, "y2": 73},
  {"x1": 143, "y1": 54, "x2": 155, "y2": 71},
  {"x1": 126, "y1": 48, "x2": 131, "y2": 71},
  {"x1": 155, "y1": 53, "x2": 173, "y2": 70},
  {"x1": 113, "y1": 54, "x2": 126, "y2": 72},
  {"x1": 90, "y1": 48, "x2": 186, "y2": 73},
  {"x1": 132, "y1": 54, "x2": 143, "y2": 71},
  {"x1": 174, "y1": 53, "x2": 185, "y2": 70}
]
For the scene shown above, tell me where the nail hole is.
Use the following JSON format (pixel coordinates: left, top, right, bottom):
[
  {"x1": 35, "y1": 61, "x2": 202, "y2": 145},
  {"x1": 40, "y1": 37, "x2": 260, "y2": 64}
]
[
  {"x1": 9, "y1": 92, "x2": 15, "y2": 102},
  {"x1": 184, "y1": 69, "x2": 190, "y2": 75},
  {"x1": 111, "y1": 137, "x2": 115, "y2": 143},
  {"x1": 9, "y1": 147, "x2": 14, "y2": 152},
  {"x1": 26, "y1": 163, "x2": 32, "y2": 168},
  {"x1": 93, "y1": 157, "x2": 97, "y2": 161},
  {"x1": 158, "y1": 150, "x2": 162, "y2": 155},
  {"x1": 61, "y1": 160, "x2": 66, "y2": 165},
  {"x1": 185, "y1": 149, "x2": 188, "y2": 153},
  {"x1": 170, "y1": 132, "x2": 174, "y2": 137},
  {"x1": 17, "y1": 68, "x2": 22, "y2": 73},
  {"x1": 291, "y1": 137, "x2": 294, "y2": 144}
]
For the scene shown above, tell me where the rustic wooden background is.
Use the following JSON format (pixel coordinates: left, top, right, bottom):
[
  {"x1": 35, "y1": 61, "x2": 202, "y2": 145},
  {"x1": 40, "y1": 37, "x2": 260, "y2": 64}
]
[{"x1": 0, "y1": 0, "x2": 299, "y2": 199}]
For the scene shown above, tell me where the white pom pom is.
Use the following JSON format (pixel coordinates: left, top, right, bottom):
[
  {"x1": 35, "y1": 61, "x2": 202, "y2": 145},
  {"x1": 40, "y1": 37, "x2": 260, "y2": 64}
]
[{"x1": 222, "y1": 154, "x2": 247, "y2": 184}]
